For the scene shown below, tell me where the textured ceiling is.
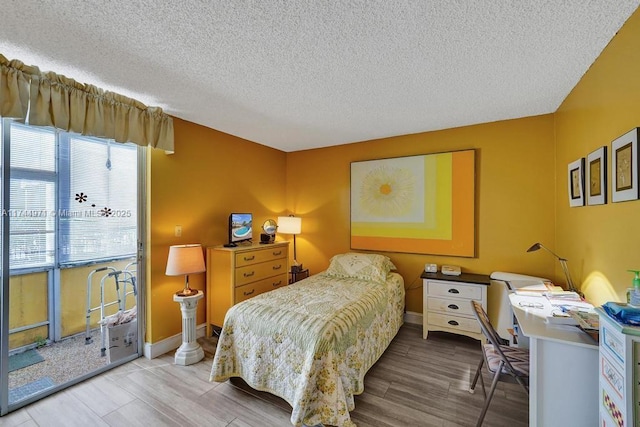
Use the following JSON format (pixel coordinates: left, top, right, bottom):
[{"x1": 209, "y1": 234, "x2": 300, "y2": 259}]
[{"x1": 1, "y1": 1, "x2": 638, "y2": 152}]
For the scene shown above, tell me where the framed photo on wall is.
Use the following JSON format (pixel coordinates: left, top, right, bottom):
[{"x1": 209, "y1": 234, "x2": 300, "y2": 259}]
[
  {"x1": 611, "y1": 128, "x2": 639, "y2": 203},
  {"x1": 568, "y1": 158, "x2": 585, "y2": 207},
  {"x1": 586, "y1": 146, "x2": 607, "y2": 205}
]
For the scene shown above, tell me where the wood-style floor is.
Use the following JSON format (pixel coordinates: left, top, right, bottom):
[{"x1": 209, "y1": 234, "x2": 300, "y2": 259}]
[{"x1": 0, "y1": 324, "x2": 528, "y2": 426}]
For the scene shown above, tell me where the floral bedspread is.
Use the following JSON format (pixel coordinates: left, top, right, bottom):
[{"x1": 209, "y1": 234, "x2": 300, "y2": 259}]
[{"x1": 210, "y1": 272, "x2": 405, "y2": 427}]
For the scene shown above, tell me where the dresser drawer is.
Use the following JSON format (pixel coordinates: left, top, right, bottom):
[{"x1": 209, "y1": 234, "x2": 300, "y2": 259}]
[
  {"x1": 235, "y1": 258, "x2": 287, "y2": 286},
  {"x1": 601, "y1": 322, "x2": 626, "y2": 365},
  {"x1": 428, "y1": 281, "x2": 483, "y2": 300},
  {"x1": 427, "y1": 296, "x2": 475, "y2": 316},
  {"x1": 234, "y1": 273, "x2": 288, "y2": 302},
  {"x1": 235, "y1": 247, "x2": 287, "y2": 267},
  {"x1": 427, "y1": 312, "x2": 480, "y2": 334}
]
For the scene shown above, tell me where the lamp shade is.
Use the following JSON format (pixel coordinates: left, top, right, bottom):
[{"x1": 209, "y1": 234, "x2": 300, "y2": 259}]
[
  {"x1": 166, "y1": 244, "x2": 205, "y2": 276},
  {"x1": 277, "y1": 216, "x2": 301, "y2": 234}
]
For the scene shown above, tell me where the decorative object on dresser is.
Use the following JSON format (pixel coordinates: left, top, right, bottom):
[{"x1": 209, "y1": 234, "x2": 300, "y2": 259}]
[
  {"x1": 526, "y1": 242, "x2": 581, "y2": 296},
  {"x1": 277, "y1": 214, "x2": 303, "y2": 272},
  {"x1": 165, "y1": 244, "x2": 206, "y2": 297},
  {"x1": 421, "y1": 271, "x2": 490, "y2": 342},
  {"x1": 260, "y1": 218, "x2": 277, "y2": 244},
  {"x1": 206, "y1": 241, "x2": 289, "y2": 334}
]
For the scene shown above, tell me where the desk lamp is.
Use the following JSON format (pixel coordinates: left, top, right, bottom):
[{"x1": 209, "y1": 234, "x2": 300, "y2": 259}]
[
  {"x1": 166, "y1": 244, "x2": 206, "y2": 296},
  {"x1": 277, "y1": 215, "x2": 302, "y2": 272},
  {"x1": 526, "y1": 242, "x2": 581, "y2": 296}
]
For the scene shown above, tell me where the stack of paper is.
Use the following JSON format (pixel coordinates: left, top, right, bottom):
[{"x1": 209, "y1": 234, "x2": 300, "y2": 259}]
[{"x1": 545, "y1": 290, "x2": 581, "y2": 300}]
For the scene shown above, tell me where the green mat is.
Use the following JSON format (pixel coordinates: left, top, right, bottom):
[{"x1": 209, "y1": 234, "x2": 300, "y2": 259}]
[{"x1": 9, "y1": 349, "x2": 44, "y2": 372}]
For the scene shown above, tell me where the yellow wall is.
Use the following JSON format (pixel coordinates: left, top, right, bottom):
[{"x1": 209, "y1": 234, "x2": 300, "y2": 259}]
[
  {"x1": 148, "y1": 118, "x2": 287, "y2": 343},
  {"x1": 9, "y1": 272, "x2": 47, "y2": 349},
  {"x1": 554, "y1": 8, "x2": 640, "y2": 306},
  {"x1": 286, "y1": 115, "x2": 556, "y2": 313}
]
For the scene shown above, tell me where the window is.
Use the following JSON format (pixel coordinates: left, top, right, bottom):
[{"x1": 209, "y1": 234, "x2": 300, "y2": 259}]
[
  {"x1": 7, "y1": 124, "x2": 56, "y2": 268},
  {"x1": 1, "y1": 121, "x2": 137, "y2": 269},
  {"x1": 59, "y1": 135, "x2": 137, "y2": 264}
]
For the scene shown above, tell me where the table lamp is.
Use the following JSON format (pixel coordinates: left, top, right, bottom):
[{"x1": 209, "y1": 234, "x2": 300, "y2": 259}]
[
  {"x1": 277, "y1": 215, "x2": 302, "y2": 272},
  {"x1": 526, "y1": 242, "x2": 581, "y2": 295},
  {"x1": 166, "y1": 244, "x2": 206, "y2": 296}
]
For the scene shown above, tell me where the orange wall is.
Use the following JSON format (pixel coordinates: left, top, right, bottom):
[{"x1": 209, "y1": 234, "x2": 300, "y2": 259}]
[
  {"x1": 286, "y1": 115, "x2": 557, "y2": 313},
  {"x1": 148, "y1": 118, "x2": 287, "y2": 342},
  {"x1": 554, "y1": 8, "x2": 640, "y2": 306}
]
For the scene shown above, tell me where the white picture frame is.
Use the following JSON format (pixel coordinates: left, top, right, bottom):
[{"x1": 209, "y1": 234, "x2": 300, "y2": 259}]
[
  {"x1": 611, "y1": 128, "x2": 639, "y2": 203},
  {"x1": 586, "y1": 146, "x2": 607, "y2": 205},
  {"x1": 568, "y1": 158, "x2": 585, "y2": 207}
]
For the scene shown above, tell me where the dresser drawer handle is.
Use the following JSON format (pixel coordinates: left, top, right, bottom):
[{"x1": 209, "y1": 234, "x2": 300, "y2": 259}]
[
  {"x1": 243, "y1": 255, "x2": 255, "y2": 261},
  {"x1": 447, "y1": 304, "x2": 459, "y2": 310},
  {"x1": 273, "y1": 250, "x2": 282, "y2": 256},
  {"x1": 448, "y1": 320, "x2": 459, "y2": 326},
  {"x1": 243, "y1": 289, "x2": 255, "y2": 296},
  {"x1": 448, "y1": 288, "x2": 460, "y2": 294},
  {"x1": 273, "y1": 264, "x2": 282, "y2": 270},
  {"x1": 272, "y1": 280, "x2": 282, "y2": 287},
  {"x1": 243, "y1": 271, "x2": 255, "y2": 278}
]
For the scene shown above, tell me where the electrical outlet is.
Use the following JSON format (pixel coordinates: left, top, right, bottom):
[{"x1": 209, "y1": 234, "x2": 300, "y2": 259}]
[{"x1": 175, "y1": 225, "x2": 182, "y2": 237}]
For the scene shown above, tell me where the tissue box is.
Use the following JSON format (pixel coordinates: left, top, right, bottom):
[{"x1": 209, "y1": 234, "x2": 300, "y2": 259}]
[{"x1": 105, "y1": 319, "x2": 137, "y2": 363}]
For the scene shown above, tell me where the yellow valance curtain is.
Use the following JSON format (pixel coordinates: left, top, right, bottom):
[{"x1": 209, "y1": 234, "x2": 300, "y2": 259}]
[
  {"x1": 0, "y1": 55, "x2": 34, "y2": 119},
  {"x1": 0, "y1": 54, "x2": 174, "y2": 152}
]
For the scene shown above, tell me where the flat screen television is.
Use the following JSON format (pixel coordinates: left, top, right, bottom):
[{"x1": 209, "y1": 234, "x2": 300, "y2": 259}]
[{"x1": 226, "y1": 213, "x2": 253, "y2": 247}]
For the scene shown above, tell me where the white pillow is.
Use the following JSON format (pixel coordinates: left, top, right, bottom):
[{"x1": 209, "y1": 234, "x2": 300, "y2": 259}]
[{"x1": 325, "y1": 252, "x2": 396, "y2": 284}]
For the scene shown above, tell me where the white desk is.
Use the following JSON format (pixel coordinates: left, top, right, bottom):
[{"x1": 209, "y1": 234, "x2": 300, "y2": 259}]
[{"x1": 509, "y1": 293, "x2": 599, "y2": 427}]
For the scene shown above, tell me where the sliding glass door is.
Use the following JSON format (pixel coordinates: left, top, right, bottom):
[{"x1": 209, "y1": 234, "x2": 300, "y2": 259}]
[{"x1": 0, "y1": 118, "x2": 145, "y2": 415}]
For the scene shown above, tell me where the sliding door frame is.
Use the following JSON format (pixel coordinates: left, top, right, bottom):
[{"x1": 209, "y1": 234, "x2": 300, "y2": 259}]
[
  {"x1": 0, "y1": 118, "x2": 11, "y2": 416},
  {"x1": 0, "y1": 120, "x2": 147, "y2": 416}
]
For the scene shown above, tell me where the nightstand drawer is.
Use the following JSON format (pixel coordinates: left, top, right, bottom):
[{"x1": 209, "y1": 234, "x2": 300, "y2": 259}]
[
  {"x1": 234, "y1": 273, "x2": 288, "y2": 302},
  {"x1": 427, "y1": 312, "x2": 480, "y2": 334},
  {"x1": 235, "y1": 258, "x2": 287, "y2": 286},
  {"x1": 235, "y1": 247, "x2": 287, "y2": 267},
  {"x1": 428, "y1": 281, "x2": 482, "y2": 300},
  {"x1": 427, "y1": 296, "x2": 475, "y2": 316}
]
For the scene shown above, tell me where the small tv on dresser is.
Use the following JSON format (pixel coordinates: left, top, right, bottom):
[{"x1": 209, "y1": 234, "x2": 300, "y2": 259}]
[{"x1": 224, "y1": 213, "x2": 252, "y2": 247}]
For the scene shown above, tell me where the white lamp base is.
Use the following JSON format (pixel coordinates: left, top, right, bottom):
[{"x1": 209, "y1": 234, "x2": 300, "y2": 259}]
[{"x1": 173, "y1": 290, "x2": 204, "y2": 366}]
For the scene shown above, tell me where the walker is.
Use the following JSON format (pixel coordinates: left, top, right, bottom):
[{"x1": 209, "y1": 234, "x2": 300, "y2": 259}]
[{"x1": 85, "y1": 264, "x2": 137, "y2": 356}]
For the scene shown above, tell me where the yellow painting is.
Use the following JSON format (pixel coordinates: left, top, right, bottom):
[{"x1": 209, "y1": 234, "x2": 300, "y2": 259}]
[{"x1": 350, "y1": 150, "x2": 475, "y2": 257}]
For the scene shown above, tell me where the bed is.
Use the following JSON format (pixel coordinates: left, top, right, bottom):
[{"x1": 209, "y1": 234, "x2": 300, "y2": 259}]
[{"x1": 210, "y1": 252, "x2": 405, "y2": 427}]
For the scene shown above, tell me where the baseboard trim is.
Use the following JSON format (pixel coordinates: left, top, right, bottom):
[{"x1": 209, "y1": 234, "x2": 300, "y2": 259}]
[
  {"x1": 404, "y1": 311, "x2": 423, "y2": 325},
  {"x1": 143, "y1": 323, "x2": 207, "y2": 359}
]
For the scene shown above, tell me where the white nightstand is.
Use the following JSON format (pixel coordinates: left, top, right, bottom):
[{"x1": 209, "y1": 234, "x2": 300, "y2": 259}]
[{"x1": 421, "y1": 271, "x2": 491, "y2": 342}]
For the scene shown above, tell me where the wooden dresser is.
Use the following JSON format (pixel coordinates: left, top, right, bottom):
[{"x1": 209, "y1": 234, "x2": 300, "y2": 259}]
[
  {"x1": 421, "y1": 271, "x2": 491, "y2": 342},
  {"x1": 206, "y1": 241, "x2": 289, "y2": 332}
]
